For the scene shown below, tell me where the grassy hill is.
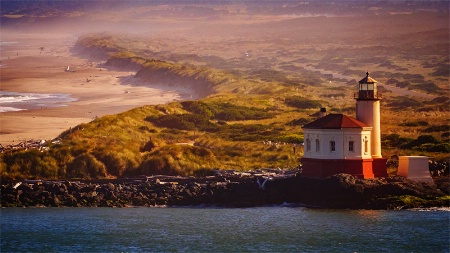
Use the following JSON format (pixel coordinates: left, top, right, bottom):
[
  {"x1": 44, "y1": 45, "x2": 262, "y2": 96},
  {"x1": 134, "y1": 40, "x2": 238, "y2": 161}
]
[{"x1": 1, "y1": 30, "x2": 449, "y2": 180}]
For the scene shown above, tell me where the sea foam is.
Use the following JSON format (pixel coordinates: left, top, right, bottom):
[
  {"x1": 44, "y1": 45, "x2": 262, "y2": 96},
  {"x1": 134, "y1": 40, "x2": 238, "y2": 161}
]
[{"x1": 0, "y1": 91, "x2": 76, "y2": 112}]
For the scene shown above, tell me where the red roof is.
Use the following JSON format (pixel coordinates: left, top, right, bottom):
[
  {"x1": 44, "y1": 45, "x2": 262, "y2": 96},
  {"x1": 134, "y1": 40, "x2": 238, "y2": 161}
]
[{"x1": 302, "y1": 114, "x2": 369, "y2": 129}]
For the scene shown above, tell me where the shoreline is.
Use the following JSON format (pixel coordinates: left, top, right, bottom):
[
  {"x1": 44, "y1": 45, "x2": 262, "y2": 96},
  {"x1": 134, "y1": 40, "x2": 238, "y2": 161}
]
[
  {"x1": 0, "y1": 32, "x2": 198, "y2": 146},
  {"x1": 1, "y1": 173, "x2": 448, "y2": 210}
]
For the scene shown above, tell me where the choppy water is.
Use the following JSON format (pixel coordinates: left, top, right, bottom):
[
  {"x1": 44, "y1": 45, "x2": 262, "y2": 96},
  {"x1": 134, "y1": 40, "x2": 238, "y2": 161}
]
[
  {"x1": 1, "y1": 206, "x2": 449, "y2": 252},
  {"x1": 0, "y1": 91, "x2": 76, "y2": 112}
]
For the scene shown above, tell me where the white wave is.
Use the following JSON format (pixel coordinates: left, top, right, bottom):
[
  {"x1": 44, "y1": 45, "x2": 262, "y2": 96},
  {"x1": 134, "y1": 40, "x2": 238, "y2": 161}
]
[
  {"x1": 0, "y1": 41, "x2": 19, "y2": 51},
  {"x1": 0, "y1": 91, "x2": 76, "y2": 112},
  {"x1": 0, "y1": 106, "x2": 25, "y2": 112},
  {"x1": 0, "y1": 92, "x2": 54, "y2": 104},
  {"x1": 0, "y1": 41, "x2": 19, "y2": 45}
]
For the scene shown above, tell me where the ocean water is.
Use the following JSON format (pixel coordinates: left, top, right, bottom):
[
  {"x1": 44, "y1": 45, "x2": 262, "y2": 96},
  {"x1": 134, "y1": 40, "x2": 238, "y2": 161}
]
[
  {"x1": 1, "y1": 206, "x2": 449, "y2": 252},
  {"x1": 0, "y1": 91, "x2": 76, "y2": 112}
]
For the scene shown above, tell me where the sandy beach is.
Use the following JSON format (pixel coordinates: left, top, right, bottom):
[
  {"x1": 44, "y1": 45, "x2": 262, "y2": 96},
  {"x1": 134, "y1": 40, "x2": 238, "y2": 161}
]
[{"x1": 0, "y1": 32, "x2": 196, "y2": 146}]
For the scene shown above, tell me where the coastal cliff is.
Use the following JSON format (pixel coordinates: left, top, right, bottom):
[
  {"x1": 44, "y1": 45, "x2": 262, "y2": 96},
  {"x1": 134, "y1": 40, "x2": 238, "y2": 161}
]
[{"x1": 2, "y1": 174, "x2": 448, "y2": 210}]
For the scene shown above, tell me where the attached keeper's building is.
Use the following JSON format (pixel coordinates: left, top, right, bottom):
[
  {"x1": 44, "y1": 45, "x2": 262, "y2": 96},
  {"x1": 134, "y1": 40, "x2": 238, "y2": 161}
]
[{"x1": 301, "y1": 72, "x2": 388, "y2": 178}]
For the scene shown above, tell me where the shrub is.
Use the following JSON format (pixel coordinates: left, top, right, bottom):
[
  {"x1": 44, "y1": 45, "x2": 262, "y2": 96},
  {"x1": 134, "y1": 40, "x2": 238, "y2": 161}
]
[
  {"x1": 402, "y1": 73, "x2": 425, "y2": 82},
  {"x1": 93, "y1": 151, "x2": 127, "y2": 177},
  {"x1": 411, "y1": 82, "x2": 440, "y2": 94},
  {"x1": 71, "y1": 144, "x2": 89, "y2": 157},
  {"x1": 386, "y1": 78, "x2": 399, "y2": 85},
  {"x1": 423, "y1": 125, "x2": 449, "y2": 133},
  {"x1": 395, "y1": 81, "x2": 410, "y2": 88},
  {"x1": 277, "y1": 134, "x2": 304, "y2": 144},
  {"x1": 386, "y1": 96, "x2": 423, "y2": 108},
  {"x1": 401, "y1": 135, "x2": 440, "y2": 149},
  {"x1": 430, "y1": 64, "x2": 450, "y2": 77},
  {"x1": 288, "y1": 118, "x2": 311, "y2": 126},
  {"x1": 218, "y1": 124, "x2": 279, "y2": 141},
  {"x1": 138, "y1": 156, "x2": 180, "y2": 176},
  {"x1": 181, "y1": 101, "x2": 214, "y2": 118},
  {"x1": 418, "y1": 143, "x2": 450, "y2": 153},
  {"x1": 377, "y1": 85, "x2": 392, "y2": 94},
  {"x1": 216, "y1": 106, "x2": 272, "y2": 120},
  {"x1": 2, "y1": 149, "x2": 42, "y2": 177},
  {"x1": 382, "y1": 134, "x2": 413, "y2": 148},
  {"x1": 399, "y1": 121, "x2": 429, "y2": 127},
  {"x1": 285, "y1": 96, "x2": 322, "y2": 109},
  {"x1": 138, "y1": 156, "x2": 167, "y2": 176},
  {"x1": 181, "y1": 101, "x2": 273, "y2": 121},
  {"x1": 250, "y1": 69, "x2": 290, "y2": 83},
  {"x1": 188, "y1": 146, "x2": 214, "y2": 157},
  {"x1": 148, "y1": 114, "x2": 213, "y2": 130},
  {"x1": 430, "y1": 96, "x2": 449, "y2": 104},
  {"x1": 441, "y1": 132, "x2": 450, "y2": 139},
  {"x1": 140, "y1": 140, "x2": 156, "y2": 152},
  {"x1": 138, "y1": 125, "x2": 157, "y2": 133},
  {"x1": 415, "y1": 135, "x2": 440, "y2": 144},
  {"x1": 66, "y1": 153, "x2": 107, "y2": 179},
  {"x1": 51, "y1": 146, "x2": 73, "y2": 167},
  {"x1": 2, "y1": 150, "x2": 63, "y2": 179},
  {"x1": 36, "y1": 156, "x2": 59, "y2": 179}
]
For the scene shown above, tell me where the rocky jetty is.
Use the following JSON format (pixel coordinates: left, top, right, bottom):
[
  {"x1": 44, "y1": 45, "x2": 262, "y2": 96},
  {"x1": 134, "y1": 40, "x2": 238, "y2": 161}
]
[{"x1": 1, "y1": 174, "x2": 448, "y2": 209}]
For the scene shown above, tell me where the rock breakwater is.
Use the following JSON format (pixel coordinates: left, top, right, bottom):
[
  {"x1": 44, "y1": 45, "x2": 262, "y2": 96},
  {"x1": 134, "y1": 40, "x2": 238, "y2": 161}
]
[{"x1": 1, "y1": 174, "x2": 448, "y2": 209}]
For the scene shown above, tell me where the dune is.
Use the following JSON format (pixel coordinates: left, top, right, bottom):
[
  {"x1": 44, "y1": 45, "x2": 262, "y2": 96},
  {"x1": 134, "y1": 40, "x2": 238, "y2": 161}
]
[{"x1": 0, "y1": 32, "x2": 197, "y2": 146}]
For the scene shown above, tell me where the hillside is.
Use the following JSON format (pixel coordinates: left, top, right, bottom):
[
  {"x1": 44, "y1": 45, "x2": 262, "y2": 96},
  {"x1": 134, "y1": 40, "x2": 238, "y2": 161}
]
[
  {"x1": 1, "y1": 1, "x2": 449, "y2": 180},
  {"x1": 1, "y1": 33, "x2": 449, "y2": 180}
]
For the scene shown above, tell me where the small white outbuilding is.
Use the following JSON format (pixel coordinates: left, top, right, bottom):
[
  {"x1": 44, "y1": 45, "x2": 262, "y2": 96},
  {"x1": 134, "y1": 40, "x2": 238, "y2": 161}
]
[{"x1": 397, "y1": 156, "x2": 433, "y2": 182}]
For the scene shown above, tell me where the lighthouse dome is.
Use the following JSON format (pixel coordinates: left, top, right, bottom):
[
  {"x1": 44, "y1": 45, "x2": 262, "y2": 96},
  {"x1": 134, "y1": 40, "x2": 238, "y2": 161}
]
[{"x1": 359, "y1": 72, "x2": 378, "y2": 84}]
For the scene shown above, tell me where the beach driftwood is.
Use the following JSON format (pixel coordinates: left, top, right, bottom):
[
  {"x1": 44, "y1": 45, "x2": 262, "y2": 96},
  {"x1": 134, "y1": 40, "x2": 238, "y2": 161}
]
[{"x1": 0, "y1": 139, "x2": 51, "y2": 153}]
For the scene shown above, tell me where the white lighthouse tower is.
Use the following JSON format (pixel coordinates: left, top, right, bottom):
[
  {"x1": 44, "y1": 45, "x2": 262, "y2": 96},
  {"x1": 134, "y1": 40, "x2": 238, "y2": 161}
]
[
  {"x1": 354, "y1": 72, "x2": 387, "y2": 177},
  {"x1": 355, "y1": 72, "x2": 382, "y2": 158}
]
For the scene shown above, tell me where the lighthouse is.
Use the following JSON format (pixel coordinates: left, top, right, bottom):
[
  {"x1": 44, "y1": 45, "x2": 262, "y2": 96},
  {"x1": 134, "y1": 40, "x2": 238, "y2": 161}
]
[
  {"x1": 355, "y1": 72, "x2": 382, "y2": 158},
  {"x1": 300, "y1": 72, "x2": 387, "y2": 179},
  {"x1": 354, "y1": 72, "x2": 387, "y2": 177}
]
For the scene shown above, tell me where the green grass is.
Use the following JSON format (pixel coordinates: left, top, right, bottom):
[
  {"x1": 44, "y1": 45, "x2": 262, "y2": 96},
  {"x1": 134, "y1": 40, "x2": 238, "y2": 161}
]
[{"x1": 380, "y1": 195, "x2": 450, "y2": 209}]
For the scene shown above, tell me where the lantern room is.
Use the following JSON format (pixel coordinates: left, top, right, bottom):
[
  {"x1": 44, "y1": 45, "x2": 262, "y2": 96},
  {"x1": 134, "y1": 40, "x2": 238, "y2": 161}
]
[{"x1": 355, "y1": 72, "x2": 381, "y2": 100}]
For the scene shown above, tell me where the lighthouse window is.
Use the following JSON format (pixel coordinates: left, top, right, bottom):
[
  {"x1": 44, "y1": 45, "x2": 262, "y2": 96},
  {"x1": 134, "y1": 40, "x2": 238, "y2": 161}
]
[
  {"x1": 330, "y1": 141, "x2": 336, "y2": 152},
  {"x1": 349, "y1": 141, "x2": 354, "y2": 152},
  {"x1": 364, "y1": 140, "x2": 369, "y2": 154},
  {"x1": 306, "y1": 139, "x2": 311, "y2": 152},
  {"x1": 368, "y1": 83, "x2": 374, "y2": 90},
  {"x1": 315, "y1": 139, "x2": 320, "y2": 152}
]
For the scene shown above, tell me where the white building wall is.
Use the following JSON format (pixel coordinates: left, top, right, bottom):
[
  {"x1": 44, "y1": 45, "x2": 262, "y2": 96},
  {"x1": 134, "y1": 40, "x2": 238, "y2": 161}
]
[{"x1": 303, "y1": 128, "x2": 372, "y2": 159}]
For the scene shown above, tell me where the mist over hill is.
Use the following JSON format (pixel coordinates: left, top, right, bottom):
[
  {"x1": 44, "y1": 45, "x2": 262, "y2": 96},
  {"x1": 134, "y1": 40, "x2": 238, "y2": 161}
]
[
  {"x1": 1, "y1": 0, "x2": 448, "y2": 24},
  {"x1": 2, "y1": 0, "x2": 448, "y2": 12}
]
